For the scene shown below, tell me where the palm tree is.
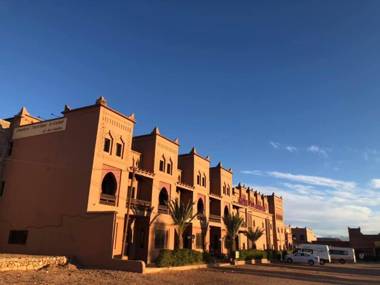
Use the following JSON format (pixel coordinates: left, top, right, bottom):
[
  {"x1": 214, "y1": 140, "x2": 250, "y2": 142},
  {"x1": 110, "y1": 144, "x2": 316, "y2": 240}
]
[
  {"x1": 245, "y1": 227, "x2": 264, "y2": 249},
  {"x1": 223, "y1": 212, "x2": 244, "y2": 258},
  {"x1": 168, "y1": 199, "x2": 197, "y2": 249}
]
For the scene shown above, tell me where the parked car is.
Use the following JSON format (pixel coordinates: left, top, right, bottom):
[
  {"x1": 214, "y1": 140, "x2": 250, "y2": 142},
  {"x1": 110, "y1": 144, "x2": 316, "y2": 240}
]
[
  {"x1": 286, "y1": 252, "x2": 320, "y2": 266},
  {"x1": 329, "y1": 246, "x2": 356, "y2": 264},
  {"x1": 296, "y1": 244, "x2": 331, "y2": 264}
]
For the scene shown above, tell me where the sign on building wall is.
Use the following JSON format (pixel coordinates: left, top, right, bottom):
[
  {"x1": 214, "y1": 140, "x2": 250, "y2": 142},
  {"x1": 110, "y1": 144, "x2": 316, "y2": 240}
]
[{"x1": 13, "y1": 118, "x2": 67, "y2": 139}]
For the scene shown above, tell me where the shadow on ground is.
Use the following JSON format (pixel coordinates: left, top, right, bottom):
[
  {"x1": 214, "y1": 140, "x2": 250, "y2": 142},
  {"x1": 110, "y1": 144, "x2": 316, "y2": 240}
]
[{"x1": 208, "y1": 264, "x2": 380, "y2": 285}]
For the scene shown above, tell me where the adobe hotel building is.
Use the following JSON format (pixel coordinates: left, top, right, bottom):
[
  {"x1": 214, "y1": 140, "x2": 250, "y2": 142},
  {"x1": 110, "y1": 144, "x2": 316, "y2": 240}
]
[{"x1": 0, "y1": 98, "x2": 290, "y2": 270}]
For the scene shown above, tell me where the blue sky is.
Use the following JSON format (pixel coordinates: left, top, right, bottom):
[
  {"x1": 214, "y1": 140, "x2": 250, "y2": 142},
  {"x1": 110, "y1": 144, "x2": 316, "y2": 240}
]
[{"x1": 1, "y1": 0, "x2": 380, "y2": 236}]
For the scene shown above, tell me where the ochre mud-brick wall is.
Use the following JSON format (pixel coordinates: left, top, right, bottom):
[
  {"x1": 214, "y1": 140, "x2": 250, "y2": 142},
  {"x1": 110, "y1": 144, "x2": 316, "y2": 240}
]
[{"x1": 0, "y1": 254, "x2": 68, "y2": 271}]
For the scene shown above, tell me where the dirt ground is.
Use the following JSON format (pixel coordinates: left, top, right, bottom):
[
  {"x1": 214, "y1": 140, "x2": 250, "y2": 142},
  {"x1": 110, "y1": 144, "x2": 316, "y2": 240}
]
[{"x1": 1, "y1": 263, "x2": 380, "y2": 285}]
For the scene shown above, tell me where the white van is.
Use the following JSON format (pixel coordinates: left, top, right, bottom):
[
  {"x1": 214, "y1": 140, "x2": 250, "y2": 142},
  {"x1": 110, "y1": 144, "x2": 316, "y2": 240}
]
[
  {"x1": 296, "y1": 244, "x2": 331, "y2": 265},
  {"x1": 329, "y1": 246, "x2": 356, "y2": 264}
]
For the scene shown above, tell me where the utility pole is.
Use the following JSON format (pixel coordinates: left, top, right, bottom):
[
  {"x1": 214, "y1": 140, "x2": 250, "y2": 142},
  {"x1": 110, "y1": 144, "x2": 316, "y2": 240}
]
[{"x1": 122, "y1": 166, "x2": 136, "y2": 259}]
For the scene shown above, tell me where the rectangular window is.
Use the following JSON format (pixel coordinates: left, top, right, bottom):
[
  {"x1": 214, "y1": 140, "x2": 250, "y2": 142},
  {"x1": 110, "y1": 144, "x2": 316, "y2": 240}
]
[
  {"x1": 202, "y1": 177, "x2": 206, "y2": 187},
  {"x1": 104, "y1": 138, "x2": 111, "y2": 153},
  {"x1": 166, "y1": 163, "x2": 172, "y2": 174},
  {"x1": 0, "y1": 181, "x2": 4, "y2": 197},
  {"x1": 8, "y1": 230, "x2": 28, "y2": 245},
  {"x1": 159, "y1": 160, "x2": 165, "y2": 172},
  {"x1": 116, "y1": 143, "x2": 123, "y2": 157},
  {"x1": 154, "y1": 229, "x2": 166, "y2": 249},
  {"x1": 196, "y1": 233, "x2": 203, "y2": 249},
  {"x1": 197, "y1": 175, "x2": 201, "y2": 185}
]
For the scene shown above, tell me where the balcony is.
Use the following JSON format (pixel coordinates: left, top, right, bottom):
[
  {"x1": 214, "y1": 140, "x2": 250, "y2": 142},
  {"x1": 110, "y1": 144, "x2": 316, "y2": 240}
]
[
  {"x1": 176, "y1": 181, "x2": 194, "y2": 191},
  {"x1": 130, "y1": 166, "x2": 155, "y2": 179},
  {"x1": 127, "y1": 198, "x2": 151, "y2": 208},
  {"x1": 209, "y1": 192, "x2": 222, "y2": 199},
  {"x1": 158, "y1": 205, "x2": 169, "y2": 214},
  {"x1": 99, "y1": 193, "x2": 116, "y2": 206},
  {"x1": 209, "y1": 214, "x2": 221, "y2": 223}
]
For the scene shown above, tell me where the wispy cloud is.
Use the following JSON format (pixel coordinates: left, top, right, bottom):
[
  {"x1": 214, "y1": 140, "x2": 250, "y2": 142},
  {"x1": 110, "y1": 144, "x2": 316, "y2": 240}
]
[
  {"x1": 307, "y1": 145, "x2": 328, "y2": 158},
  {"x1": 269, "y1": 141, "x2": 297, "y2": 153},
  {"x1": 245, "y1": 180, "x2": 380, "y2": 236},
  {"x1": 269, "y1": 141, "x2": 280, "y2": 149},
  {"x1": 285, "y1": 146, "x2": 297, "y2": 152},
  {"x1": 242, "y1": 170, "x2": 356, "y2": 191},
  {"x1": 370, "y1": 179, "x2": 380, "y2": 189},
  {"x1": 269, "y1": 141, "x2": 330, "y2": 157}
]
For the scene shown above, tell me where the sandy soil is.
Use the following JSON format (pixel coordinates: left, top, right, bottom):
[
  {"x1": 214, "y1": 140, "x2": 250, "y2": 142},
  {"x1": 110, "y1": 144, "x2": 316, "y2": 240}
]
[{"x1": 1, "y1": 263, "x2": 379, "y2": 285}]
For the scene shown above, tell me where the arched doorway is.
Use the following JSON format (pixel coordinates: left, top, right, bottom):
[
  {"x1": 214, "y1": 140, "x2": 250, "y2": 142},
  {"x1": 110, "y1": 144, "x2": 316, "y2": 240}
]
[
  {"x1": 101, "y1": 172, "x2": 117, "y2": 195},
  {"x1": 197, "y1": 198, "x2": 204, "y2": 215},
  {"x1": 224, "y1": 206, "x2": 229, "y2": 218},
  {"x1": 159, "y1": 188, "x2": 169, "y2": 206}
]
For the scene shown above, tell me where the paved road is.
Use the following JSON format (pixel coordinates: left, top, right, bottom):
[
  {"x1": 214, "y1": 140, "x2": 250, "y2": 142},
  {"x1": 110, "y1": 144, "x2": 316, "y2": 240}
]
[{"x1": 1, "y1": 263, "x2": 380, "y2": 285}]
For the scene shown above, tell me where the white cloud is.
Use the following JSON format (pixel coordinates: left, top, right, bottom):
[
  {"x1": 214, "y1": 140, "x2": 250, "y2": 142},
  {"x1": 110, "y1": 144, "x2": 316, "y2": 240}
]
[
  {"x1": 243, "y1": 170, "x2": 357, "y2": 191},
  {"x1": 240, "y1": 170, "x2": 263, "y2": 176},
  {"x1": 370, "y1": 179, "x2": 380, "y2": 189},
  {"x1": 285, "y1": 146, "x2": 297, "y2": 152},
  {"x1": 269, "y1": 141, "x2": 280, "y2": 149},
  {"x1": 248, "y1": 183, "x2": 380, "y2": 237},
  {"x1": 307, "y1": 145, "x2": 328, "y2": 158}
]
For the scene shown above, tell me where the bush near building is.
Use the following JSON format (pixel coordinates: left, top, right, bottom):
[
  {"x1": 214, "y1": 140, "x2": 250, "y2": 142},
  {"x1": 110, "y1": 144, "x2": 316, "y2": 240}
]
[
  {"x1": 155, "y1": 249, "x2": 204, "y2": 267},
  {"x1": 238, "y1": 249, "x2": 267, "y2": 261}
]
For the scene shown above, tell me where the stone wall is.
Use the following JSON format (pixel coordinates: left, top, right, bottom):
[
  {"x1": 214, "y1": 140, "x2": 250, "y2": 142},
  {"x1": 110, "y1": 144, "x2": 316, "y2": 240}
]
[{"x1": 0, "y1": 254, "x2": 68, "y2": 271}]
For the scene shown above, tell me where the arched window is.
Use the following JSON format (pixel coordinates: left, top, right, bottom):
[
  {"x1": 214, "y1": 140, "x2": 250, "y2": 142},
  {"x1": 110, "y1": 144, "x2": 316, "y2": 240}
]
[
  {"x1": 115, "y1": 138, "x2": 124, "y2": 158},
  {"x1": 167, "y1": 159, "x2": 173, "y2": 175},
  {"x1": 103, "y1": 133, "x2": 113, "y2": 154},
  {"x1": 159, "y1": 188, "x2": 169, "y2": 206},
  {"x1": 197, "y1": 198, "x2": 204, "y2": 215},
  {"x1": 224, "y1": 206, "x2": 229, "y2": 218},
  {"x1": 159, "y1": 156, "x2": 166, "y2": 172},
  {"x1": 101, "y1": 172, "x2": 117, "y2": 196},
  {"x1": 202, "y1": 174, "x2": 206, "y2": 187},
  {"x1": 196, "y1": 172, "x2": 201, "y2": 185},
  {"x1": 223, "y1": 183, "x2": 226, "y2": 195},
  {"x1": 227, "y1": 185, "x2": 230, "y2": 196}
]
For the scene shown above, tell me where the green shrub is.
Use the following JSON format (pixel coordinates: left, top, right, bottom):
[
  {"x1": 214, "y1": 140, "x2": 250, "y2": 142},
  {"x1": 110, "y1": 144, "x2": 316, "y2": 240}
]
[
  {"x1": 155, "y1": 249, "x2": 204, "y2": 267},
  {"x1": 266, "y1": 250, "x2": 282, "y2": 260},
  {"x1": 155, "y1": 249, "x2": 174, "y2": 267},
  {"x1": 238, "y1": 249, "x2": 266, "y2": 261}
]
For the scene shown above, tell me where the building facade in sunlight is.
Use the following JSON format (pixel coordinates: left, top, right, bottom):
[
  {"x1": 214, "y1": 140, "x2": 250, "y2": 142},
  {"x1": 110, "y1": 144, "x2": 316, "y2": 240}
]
[
  {"x1": 291, "y1": 227, "x2": 317, "y2": 245},
  {"x1": 0, "y1": 98, "x2": 290, "y2": 269}
]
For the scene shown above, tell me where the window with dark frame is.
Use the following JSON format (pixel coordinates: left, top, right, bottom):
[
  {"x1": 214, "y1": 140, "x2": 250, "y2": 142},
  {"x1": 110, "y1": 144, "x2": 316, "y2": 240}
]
[
  {"x1": 166, "y1": 162, "x2": 172, "y2": 174},
  {"x1": 159, "y1": 160, "x2": 165, "y2": 172},
  {"x1": 116, "y1": 143, "x2": 123, "y2": 157},
  {"x1": 8, "y1": 230, "x2": 28, "y2": 244},
  {"x1": 104, "y1": 138, "x2": 111, "y2": 153},
  {"x1": 0, "y1": 181, "x2": 5, "y2": 197},
  {"x1": 202, "y1": 176, "x2": 206, "y2": 187},
  {"x1": 154, "y1": 229, "x2": 166, "y2": 249}
]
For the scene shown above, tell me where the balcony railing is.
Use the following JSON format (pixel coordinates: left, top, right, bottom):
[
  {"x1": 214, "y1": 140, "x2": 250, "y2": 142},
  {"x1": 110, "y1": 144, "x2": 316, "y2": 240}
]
[
  {"x1": 130, "y1": 166, "x2": 155, "y2": 178},
  {"x1": 158, "y1": 205, "x2": 169, "y2": 214},
  {"x1": 176, "y1": 181, "x2": 194, "y2": 191},
  {"x1": 99, "y1": 193, "x2": 116, "y2": 206},
  {"x1": 128, "y1": 198, "x2": 151, "y2": 208},
  {"x1": 209, "y1": 214, "x2": 221, "y2": 223}
]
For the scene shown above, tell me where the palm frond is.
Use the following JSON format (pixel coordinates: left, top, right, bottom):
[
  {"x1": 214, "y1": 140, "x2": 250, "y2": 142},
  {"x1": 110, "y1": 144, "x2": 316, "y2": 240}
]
[{"x1": 245, "y1": 227, "x2": 264, "y2": 242}]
